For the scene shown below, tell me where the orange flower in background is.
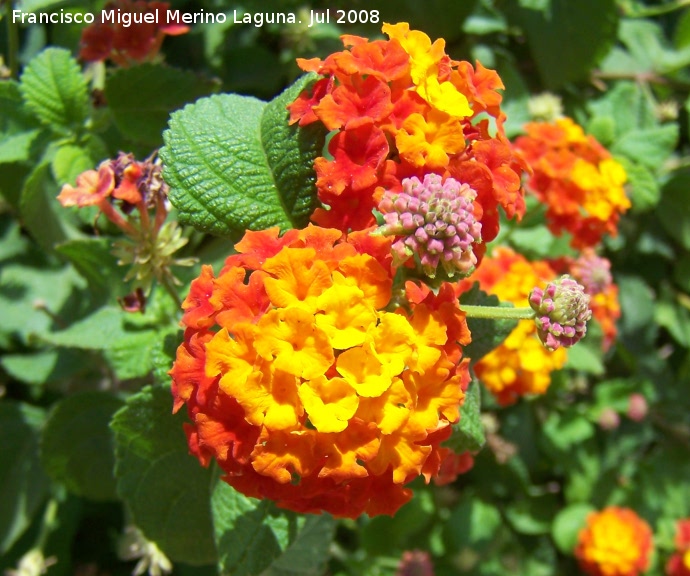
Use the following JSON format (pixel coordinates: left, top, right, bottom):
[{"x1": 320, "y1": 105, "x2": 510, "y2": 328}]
[
  {"x1": 170, "y1": 225, "x2": 472, "y2": 518},
  {"x1": 459, "y1": 247, "x2": 567, "y2": 405},
  {"x1": 575, "y1": 507, "x2": 653, "y2": 576},
  {"x1": 288, "y1": 22, "x2": 527, "y2": 246},
  {"x1": 667, "y1": 519, "x2": 690, "y2": 576},
  {"x1": 80, "y1": 0, "x2": 188, "y2": 66},
  {"x1": 513, "y1": 117, "x2": 630, "y2": 249},
  {"x1": 551, "y1": 249, "x2": 621, "y2": 351}
]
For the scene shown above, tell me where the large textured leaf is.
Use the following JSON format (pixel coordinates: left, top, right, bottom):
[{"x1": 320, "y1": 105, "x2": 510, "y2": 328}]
[
  {"x1": 105, "y1": 64, "x2": 220, "y2": 146},
  {"x1": 41, "y1": 391, "x2": 124, "y2": 501},
  {"x1": 0, "y1": 403, "x2": 50, "y2": 554},
  {"x1": 19, "y1": 47, "x2": 88, "y2": 132},
  {"x1": 211, "y1": 480, "x2": 335, "y2": 576},
  {"x1": 111, "y1": 386, "x2": 216, "y2": 564},
  {"x1": 511, "y1": 0, "x2": 619, "y2": 88},
  {"x1": 161, "y1": 74, "x2": 326, "y2": 237}
]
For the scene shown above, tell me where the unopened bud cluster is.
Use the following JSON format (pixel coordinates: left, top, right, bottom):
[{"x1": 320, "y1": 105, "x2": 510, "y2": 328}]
[
  {"x1": 378, "y1": 174, "x2": 481, "y2": 278},
  {"x1": 529, "y1": 275, "x2": 592, "y2": 351}
]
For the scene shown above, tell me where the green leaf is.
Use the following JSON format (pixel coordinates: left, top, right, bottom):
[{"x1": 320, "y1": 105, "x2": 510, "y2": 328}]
[
  {"x1": 564, "y1": 340, "x2": 605, "y2": 375},
  {"x1": 211, "y1": 480, "x2": 335, "y2": 576},
  {"x1": 161, "y1": 74, "x2": 326, "y2": 237},
  {"x1": 104, "y1": 328, "x2": 162, "y2": 381},
  {"x1": 505, "y1": 494, "x2": 559, "y2": 535},
  {"x1": 0, "y1": 349, "x2": 93, "y2": 386},
  {"x1": 0, "y1": 130, "x2": 41, "y2": 164},
  {"x1": 51, "y1": 145, "x2": 96, "y2": 186},
  {"x1": 588, "y1": 82, "x2": 657, "y2": 138},
  {"x1": 611, "y1": 125, "x2": 678, "y2": 171},
  {"x1": 616, "y1": 157, "x2": 659, "y2": 212},
  {"x1": 105, "y1": 64, "x2": 220, "y2": 146},
  {"x1": 41, "y1": 391, "x2": 124, "y2": 501},
  {"x1": 40, "y1": 306, "x2": 128, "y2": 350},
  {"x1": 111, "y1": 386, "x2": 216, "y2": 564},
  {"x1": 551, "y1": 503, "x2": 595, "y2": 554},
  {"x1": 444, "y1": 380, "x2": 485, "y2": 453},
  {"x1": 512, "y1": 0, "x2": 618, "y2": 88},
  {"x1": 19, "y1": 47, "x2": 88, "y2": 133},
  {"x1": 55, "y1": 238, "x2": 122, "y2": 300},
  {"x1": 657, "y1": 170, "x2": 690, "y2": 249},
  {"x1": 19, "y1": 163, "x2": 70, "y2": 253},
  {"x1": 460, "y1": 283, "x2": 519, "y2": 364},
  {"x1": 542, "y1": 412, "x2": 595, "y2": 453},
  {"x1": 443, "y1": 496, "x2": 501, "y2": 553},
  {"x1": 0, "y1": 402, "x2": 51, "y2": 554}
]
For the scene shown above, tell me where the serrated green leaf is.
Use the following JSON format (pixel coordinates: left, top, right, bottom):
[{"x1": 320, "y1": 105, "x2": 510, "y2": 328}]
[
  {"x1": 444, "y1": 381, "x2": 485, "y2": 454},
  {"x1": 616, "y1": 157, "x2": 659, "y2": 212},
  {"x1": 19, "y1": 47, "x2": 88, "y2": 132},
  {"x1": 111, "y1": 386, "x2": 216, "y2": 564},
  {"x1": 161, "y1": 74, "x2": 326, "y2": 237},
  {"x1": 460, "y1": 283, "x2": 519, "y2": 363},
  {"x1": 104, "y1": 329, "x2": 161, "y2": 381},
  {"x1": 211, "y1": 479, "x2": 334, "y2": 576},
  {"x1": 512, "y1": 0, "x2": 618, "y2": 88},
  {"x1": 105, "y1": 64, "x2": 219, "y2": 146},
  {"x1": 39, "y1": 306, "x2": 128, "y2": 350},
  {"x1": 551, "y1": 504, "x2": 595, "y2": 554},
  {"x1": 0, "y1": 130, "x2": 41, "y2": 164},
  {"x1": 0, "y1": 402, "x2": 51, "y2": 554},
  {"x1": 19, "y1": 162, "x2": 70, "y2": 253},
  {"x1": 41, "y1": 391, "x2": 124, "y2": 501},
  {"x1": 612, "y1": 125, "x2": 678, "y2": 170},
  {"x1": 0, "y1": 349, "x2": 93, "y2": 386}
]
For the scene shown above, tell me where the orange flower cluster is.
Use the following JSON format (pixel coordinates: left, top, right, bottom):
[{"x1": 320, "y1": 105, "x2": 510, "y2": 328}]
[
  {"x1": 80, "y1": 0, "x2": 188, "y2": 66},
  {"x1": 667, "y1": 520, "x2": 690, "y2": 576},
  {"x1": 288, "y1": 22, "x2": 527, "y2": 246},
  {"x1": 575, "y1": 507, "x2": 653, "y2": 576},
  {"x1": 170, "y1": 225, "x2": 472, "y2": 517},
  {"x1": 513, "y1": 117, "x2": 630, "y2": 249},
  {"x1": 459, "y1": 247, "x2": 567, "y2": 405}
]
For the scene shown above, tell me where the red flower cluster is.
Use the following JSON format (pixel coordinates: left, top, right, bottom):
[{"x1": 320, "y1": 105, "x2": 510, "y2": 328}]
[
  {"x1": 667, "y1": 520, "x2": 690, "y2": 576},
  {"x1": 80, "y1": 0, "x2": 188, "y2": 66},
  {"x1": 288, "y1": 22, "x2": 527, "y2": 250}
]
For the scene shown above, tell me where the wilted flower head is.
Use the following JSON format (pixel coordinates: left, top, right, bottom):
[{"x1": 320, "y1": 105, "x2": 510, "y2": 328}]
[
  {"x1": 4, "y1": 550, "x2": 57, "y2": 576},
  {"x1": 378, "y1": 174, "x2": 481, "y2": 278},
  {"x1": 117, "y1": 526, "x2": 172, "y2": 576},
  {"x1": 170, "y1": 225, "x2": 472, "y2": 518},
  {"x1": 529, "y1": 275, "x2": 592, "y2": 351},
  {"x1": 575, "y1": 507, "x2": 653, "y2": 576}
]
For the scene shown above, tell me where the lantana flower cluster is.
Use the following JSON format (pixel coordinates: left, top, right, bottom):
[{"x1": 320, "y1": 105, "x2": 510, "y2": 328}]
[
  {"x1": 575, "y1": 507, "x2": 653, "y2": 576},
  {"x1": 80, "y1": 0, "x2": 188, "y2": 66},
  {"x1": 170, "y1": 226, "x2": 472, "y2": 517},
  {"x1": 513, "y1": 117, "x2": 630, "y2": 249},
  {"x1": 288, "y1": 22, "x2": 528, "y2": 256},
  {"x1": 667, "y1": 519, "x2": 690, "y2": 576},
  {"x1": 459, "y1": 247, "x2": 567, "y2": 405}
]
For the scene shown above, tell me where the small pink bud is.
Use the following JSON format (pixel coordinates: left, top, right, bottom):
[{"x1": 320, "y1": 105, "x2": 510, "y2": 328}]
[
  {"x1": 396, "y1": 550, "x2": 434, "y2": 576},
  {"x1": 627, "y1": 394, "x2": 648, "y2": 422},
  {"x1": 599, "y1": 408, "x2": 620, "y2": 431}
]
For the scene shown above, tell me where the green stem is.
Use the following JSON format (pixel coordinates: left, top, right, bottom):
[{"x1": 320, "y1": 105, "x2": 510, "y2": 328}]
[
  {"x1": 160, "y1": 273, "x2": 182, "y2": 309},
  {"x1": 5, "y1": 0, "x2": 20, "y2": 79},
  {"x1": 460, "y1": 304, "x2": 536, "y2": 320}
]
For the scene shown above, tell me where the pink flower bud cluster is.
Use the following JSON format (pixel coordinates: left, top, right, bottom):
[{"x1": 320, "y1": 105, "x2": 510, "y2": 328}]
[
  {"x1": 529, "y1": 275, "x2": 592, "y2": 351},
  {"x1": 378, "y1": 174, "x2": 482, "y2": 278}
]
